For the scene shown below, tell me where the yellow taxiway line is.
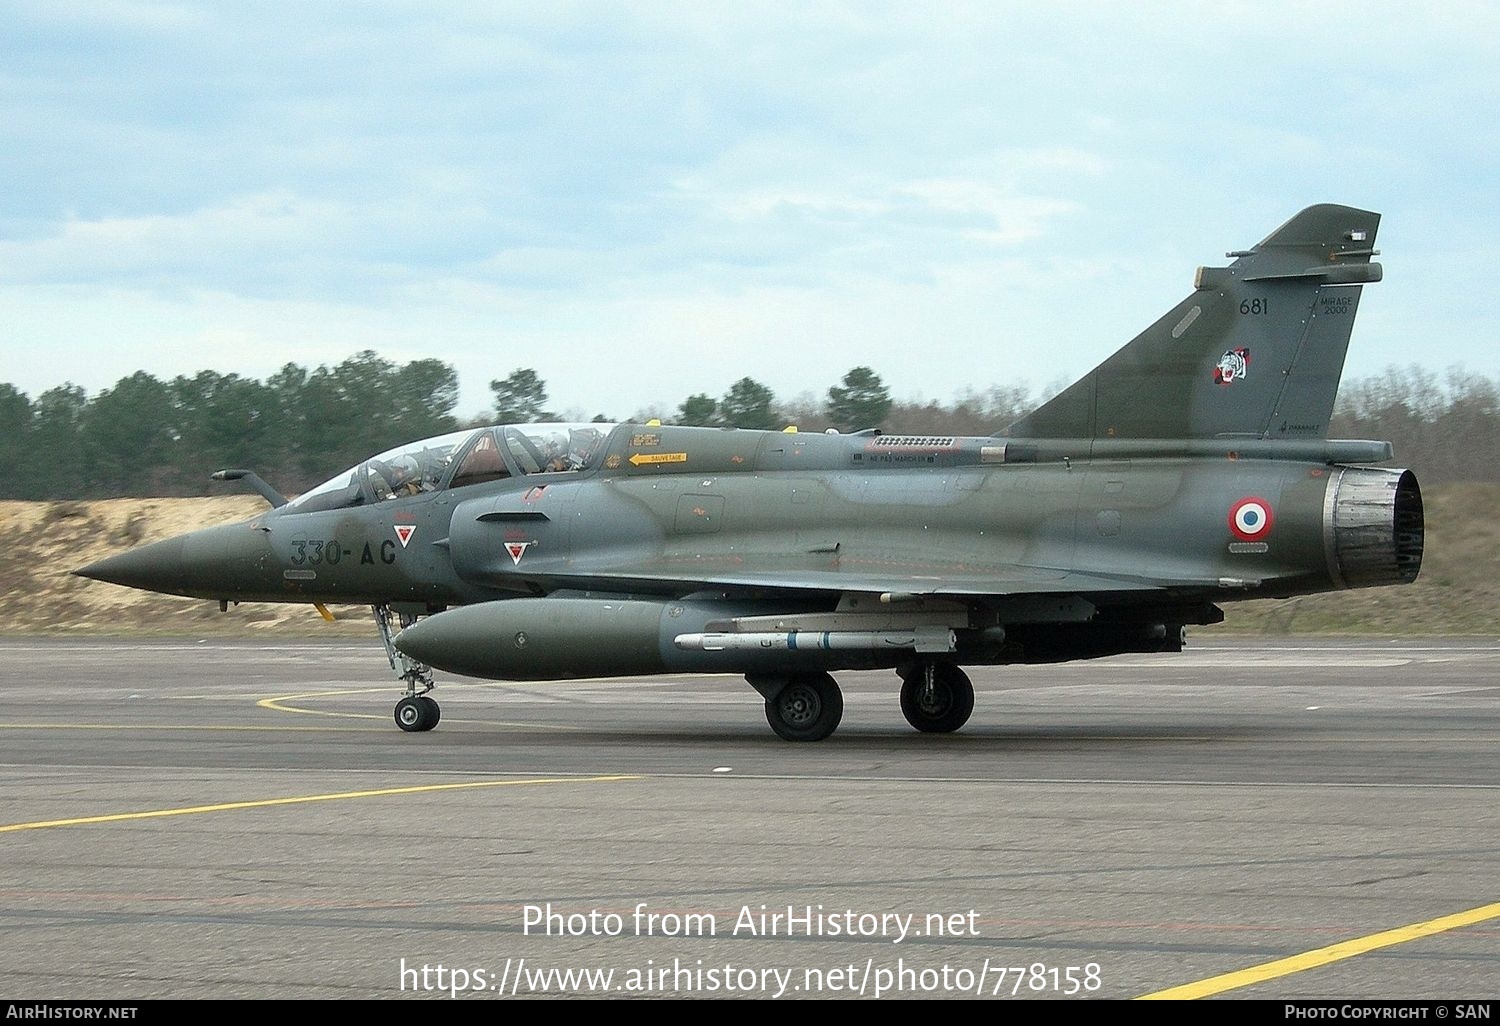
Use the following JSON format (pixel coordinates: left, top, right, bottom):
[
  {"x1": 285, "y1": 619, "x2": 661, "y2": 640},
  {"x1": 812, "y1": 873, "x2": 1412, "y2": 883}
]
[
  {"x1": 256, "y1": 686, "x2": 576, "y2": 729},
  {"x1": 0, "y1": 722, "x2": 386, "y2": 733},
  {"x1": 257, "y1": 687, "x2": 393, "y2": 719},
  {"x1": 1137, "y1": 900, "x2": 1500, "y2": 999},
  {"x1": 0, "y1": 774, "x2": 643, "y2": 834}
]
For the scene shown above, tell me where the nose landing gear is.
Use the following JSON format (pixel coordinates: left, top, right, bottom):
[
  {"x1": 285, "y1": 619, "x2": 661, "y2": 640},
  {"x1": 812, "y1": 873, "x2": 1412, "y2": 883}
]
[{"x1": 376, "y1": 604, "x2": 440, "y2": 733}]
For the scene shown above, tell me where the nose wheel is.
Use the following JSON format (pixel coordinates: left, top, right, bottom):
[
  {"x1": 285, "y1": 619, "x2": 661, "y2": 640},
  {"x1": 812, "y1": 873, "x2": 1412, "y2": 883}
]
[
  {"x1": 899, "y1": 662, "x2": 974, "y2": 733},
  {"x1": 395, "y1": 695, "x2": 441, "y2": 732}
]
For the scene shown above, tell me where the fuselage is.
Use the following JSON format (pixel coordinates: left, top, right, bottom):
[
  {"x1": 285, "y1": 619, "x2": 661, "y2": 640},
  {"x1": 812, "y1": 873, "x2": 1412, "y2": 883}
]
[{"x1": 76, "y1": 422, "x2": 1422, "y2": 623}]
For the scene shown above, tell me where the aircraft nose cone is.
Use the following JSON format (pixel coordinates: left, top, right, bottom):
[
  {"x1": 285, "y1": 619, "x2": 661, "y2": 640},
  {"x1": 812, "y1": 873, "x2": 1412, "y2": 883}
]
[
  {"x1": 75, "y1": 522, "x2": 272, "y2": 600},
  {"x1": 74, "y1": 536, "x2": 188, "y2": 593}
]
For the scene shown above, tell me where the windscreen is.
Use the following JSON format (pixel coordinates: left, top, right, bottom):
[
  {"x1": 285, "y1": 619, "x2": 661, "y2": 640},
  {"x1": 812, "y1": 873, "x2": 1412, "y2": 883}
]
[{"x1": 283, "y1": 423, "x2": 619, "y2": 513}]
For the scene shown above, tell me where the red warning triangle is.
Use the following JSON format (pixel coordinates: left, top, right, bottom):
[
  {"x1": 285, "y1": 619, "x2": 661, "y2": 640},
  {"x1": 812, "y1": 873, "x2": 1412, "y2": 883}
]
[
  {"x1": 394, "y1": 524, "x2": 416, "y2": 548},
  {"x1": 506, "y1": 541, "x2": 531, "y2": 566}
]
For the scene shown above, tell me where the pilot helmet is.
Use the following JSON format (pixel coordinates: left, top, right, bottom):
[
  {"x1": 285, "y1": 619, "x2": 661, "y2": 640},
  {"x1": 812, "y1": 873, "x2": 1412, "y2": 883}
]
[{"x1": 389, "y1": 454, "x2": 421, "y2": 485}]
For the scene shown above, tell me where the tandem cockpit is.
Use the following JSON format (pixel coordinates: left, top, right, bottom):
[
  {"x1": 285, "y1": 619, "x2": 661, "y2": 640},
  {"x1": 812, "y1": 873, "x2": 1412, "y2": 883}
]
[{"x1": 284, "y1": 423, "x2": 617, "y2": 514}]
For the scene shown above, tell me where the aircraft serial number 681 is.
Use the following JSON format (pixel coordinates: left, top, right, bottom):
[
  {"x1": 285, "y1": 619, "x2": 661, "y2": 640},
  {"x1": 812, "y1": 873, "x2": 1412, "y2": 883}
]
[{"x1": 78, "y1": 204, "x2": 1423, "y2": 740}]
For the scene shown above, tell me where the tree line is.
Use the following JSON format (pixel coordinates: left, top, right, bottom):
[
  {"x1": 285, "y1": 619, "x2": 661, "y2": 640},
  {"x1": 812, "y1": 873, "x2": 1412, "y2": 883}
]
[
  {"x1": 0, "y1": 352, "x2": 461, "y2": 500},
  {"x1": 0, "y1": 356, "x2": 1493, "y2": 499}
]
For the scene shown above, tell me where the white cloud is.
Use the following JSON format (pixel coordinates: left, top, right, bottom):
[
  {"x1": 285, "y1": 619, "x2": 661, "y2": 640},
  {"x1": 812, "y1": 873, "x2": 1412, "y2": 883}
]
[
  {"x1": 10, "y1": 0, "x2": 207, "y2": 32},
  {"x1": 895, "y1": 181, "x2": 1080, "y2": 246},
  {"x1": 0, "y1": 193, "x2": 351, "y2": 283}
]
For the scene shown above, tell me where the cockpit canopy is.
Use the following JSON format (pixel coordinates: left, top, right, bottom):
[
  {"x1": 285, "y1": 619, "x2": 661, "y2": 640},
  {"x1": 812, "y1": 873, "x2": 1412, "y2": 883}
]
[{"x1": 285, "y1": 423, "x2": 616, "y2": 514}]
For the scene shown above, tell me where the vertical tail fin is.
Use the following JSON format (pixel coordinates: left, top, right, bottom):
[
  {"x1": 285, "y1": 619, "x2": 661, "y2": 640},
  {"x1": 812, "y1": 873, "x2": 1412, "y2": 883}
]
[{"x1": 1007, "y1": 204, "x2": 1382, "y2": 441}]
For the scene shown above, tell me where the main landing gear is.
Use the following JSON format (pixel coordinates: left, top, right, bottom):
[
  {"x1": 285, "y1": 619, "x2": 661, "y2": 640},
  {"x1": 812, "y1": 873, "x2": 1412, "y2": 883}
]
[
  {"x1": 749, "y1": 671, "x2": 844, "y2": 742},
  {"x1": 746, "y1": 660, "x2": 975, "y2": 741},
  {"x1": 375, "y1": 604, "x2": 440, "y2": 732},
  {"x1": 898, "y1": 661, "x2": 974, "y2": 734}
]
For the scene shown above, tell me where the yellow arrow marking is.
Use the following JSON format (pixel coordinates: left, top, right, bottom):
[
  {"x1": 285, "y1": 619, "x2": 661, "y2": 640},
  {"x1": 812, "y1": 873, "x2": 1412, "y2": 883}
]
[
  {"x1": 628, "y1": 451, "x2": 687, "y2": 466},
  {"x1": 0, "y1": 775, "x2": 643, "y2": 834},
  {"x1": 1136, "y1": 900, "x2": 1500, "y2": 999}
]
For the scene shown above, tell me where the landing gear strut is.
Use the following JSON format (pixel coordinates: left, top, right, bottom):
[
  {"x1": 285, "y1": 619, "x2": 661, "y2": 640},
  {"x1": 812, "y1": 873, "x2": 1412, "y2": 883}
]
[
  {"x1": 899, "y1": 661, "x2": 974, "y2": 734},
  {"x1": 375, "y1": 604, "x2": 440, "y2": 732},
  {"x1": 750, "y1": 671, "x2": 844, "y2": 742}
]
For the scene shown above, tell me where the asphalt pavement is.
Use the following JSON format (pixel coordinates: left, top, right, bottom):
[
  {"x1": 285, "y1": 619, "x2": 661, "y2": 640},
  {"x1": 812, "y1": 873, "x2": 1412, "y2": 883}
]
[{"x1": 0, "y1": 637, "x2": 1495, "y2": 1000}]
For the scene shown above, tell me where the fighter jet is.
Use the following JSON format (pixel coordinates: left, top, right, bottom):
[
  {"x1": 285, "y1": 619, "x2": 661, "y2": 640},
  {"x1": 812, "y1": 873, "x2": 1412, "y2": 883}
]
[{"x1": 76, "y1": 204, "x2": 1422, "y2": 740}]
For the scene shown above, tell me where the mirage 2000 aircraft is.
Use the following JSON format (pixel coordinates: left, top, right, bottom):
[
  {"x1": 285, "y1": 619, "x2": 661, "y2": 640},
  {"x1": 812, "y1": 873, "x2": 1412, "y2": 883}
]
[{"x1": 77, "y1": 204, "x2": 1423, "y2": 740}]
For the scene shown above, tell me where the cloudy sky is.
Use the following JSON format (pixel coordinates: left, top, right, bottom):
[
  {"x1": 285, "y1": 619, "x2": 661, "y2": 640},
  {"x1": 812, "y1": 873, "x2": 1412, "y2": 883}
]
[{"x1": 3, "y1": 2, "x2": 1497, "y2": 420}]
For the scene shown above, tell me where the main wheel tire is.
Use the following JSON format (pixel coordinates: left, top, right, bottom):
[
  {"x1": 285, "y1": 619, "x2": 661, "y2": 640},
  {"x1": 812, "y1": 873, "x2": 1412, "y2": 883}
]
[
  {"x1": 764, "y1": 672, "x2": 843, "y2": 742},
  {"x1": 418, "y1": 695, "x2": 441, "y2": 729},
  {"x1": 900, "y1": 664, "x2": 975, "y2": 733}
]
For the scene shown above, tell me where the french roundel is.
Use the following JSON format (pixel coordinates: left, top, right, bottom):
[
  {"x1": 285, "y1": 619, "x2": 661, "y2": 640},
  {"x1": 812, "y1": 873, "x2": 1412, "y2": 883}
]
[{"x1": 1228, "y1": 496, "x2": 1274, "y2": 541}]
